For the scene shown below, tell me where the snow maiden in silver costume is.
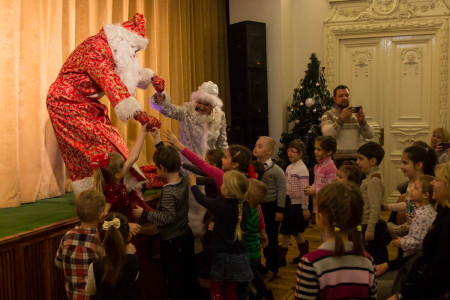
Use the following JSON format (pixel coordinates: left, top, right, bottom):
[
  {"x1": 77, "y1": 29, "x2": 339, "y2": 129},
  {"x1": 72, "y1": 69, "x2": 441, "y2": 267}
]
[
  {"x1": 150, "y1": 81, "x2": 228, "y2": 242},
  {"x1": 150, "y1": 81, "x2": 228, "y2": 160}
]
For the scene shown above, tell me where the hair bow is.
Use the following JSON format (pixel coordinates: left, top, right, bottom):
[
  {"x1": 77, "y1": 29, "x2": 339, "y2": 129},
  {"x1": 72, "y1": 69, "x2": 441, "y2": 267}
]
[
  {"x1": 247, "y1": 165, "x2": 257, "y2": 179},
  {"x1": 89, "y1": 153, "x2": 110, "y2": 170},
  {"x1": 102, "y1": 218, "x2": 121, "y2": 230}
]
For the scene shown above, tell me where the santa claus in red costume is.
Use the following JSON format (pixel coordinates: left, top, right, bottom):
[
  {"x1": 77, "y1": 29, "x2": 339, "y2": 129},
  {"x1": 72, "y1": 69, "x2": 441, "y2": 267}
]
[{"x1": 47, "y1": 13, "x2": 164, "y2": 195}]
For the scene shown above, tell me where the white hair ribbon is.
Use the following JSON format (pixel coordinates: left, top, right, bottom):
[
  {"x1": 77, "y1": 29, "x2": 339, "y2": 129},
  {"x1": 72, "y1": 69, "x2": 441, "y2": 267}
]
[{"x1": 102, "y1": 218, "x2": 121, "y2": 230}]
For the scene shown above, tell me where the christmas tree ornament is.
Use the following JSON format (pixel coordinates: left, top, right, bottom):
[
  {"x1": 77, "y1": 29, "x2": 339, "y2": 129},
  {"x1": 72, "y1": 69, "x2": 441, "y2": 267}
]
[
  {"x1": 278, "y1": 151, "x2": 282, "y2": 157},
  {"x1": 313, "y1": 108, "x2": 317, "y2": 113},
  {"x1": 280, "y1": 137, "x2": 284, "y2": 143},
  {"x1": 322, "y1": 106, "x2": 326, "y2": 110},
  {"x1": 290, "y1": 107, "x2": 294, "y2": 112},
  {"x1": 300, "y1": 102, "x2": 304, "y2": 106},
  {"x1": 315, "y1": 82, "x2": 320, "y2": 87},
  {"x1": 288, "y1": 119, "x2": 292, "y2": 123},
  {"x1": 305, "y1": 98, "x2": 315, "y2": 107},
  {"x1": 308, "y1": 129, "x2": 312, "y2": 134}
]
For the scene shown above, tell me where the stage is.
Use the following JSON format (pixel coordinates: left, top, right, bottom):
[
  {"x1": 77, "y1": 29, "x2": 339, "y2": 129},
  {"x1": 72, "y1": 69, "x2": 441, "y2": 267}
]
[{"x1": 0, "y1": 189, "x2": 168, "y2": 300}]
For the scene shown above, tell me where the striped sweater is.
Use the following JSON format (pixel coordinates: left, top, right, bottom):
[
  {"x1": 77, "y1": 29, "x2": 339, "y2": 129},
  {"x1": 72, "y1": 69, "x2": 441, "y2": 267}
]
[
  {"x1": 141, "y1": 174, "x2": 190, "y2": 240},
  {"x1": 295, "y1": 242, "x2": 377, "y2": 300},
  {"x1": 245, "y1": 206, "x2": 261, "y2": 259}
]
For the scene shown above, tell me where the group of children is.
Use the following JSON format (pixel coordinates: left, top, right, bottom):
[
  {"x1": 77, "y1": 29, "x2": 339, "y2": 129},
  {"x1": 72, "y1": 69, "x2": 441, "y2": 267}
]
[{"x1": 55, "y1": 119, "x2": 442, "y2": 300}]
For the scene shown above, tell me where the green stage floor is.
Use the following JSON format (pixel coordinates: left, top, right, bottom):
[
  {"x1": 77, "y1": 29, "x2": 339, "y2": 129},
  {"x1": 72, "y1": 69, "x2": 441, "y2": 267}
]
[{"x1": 0, "y1": 189, "x2": 161, "y2": 239}]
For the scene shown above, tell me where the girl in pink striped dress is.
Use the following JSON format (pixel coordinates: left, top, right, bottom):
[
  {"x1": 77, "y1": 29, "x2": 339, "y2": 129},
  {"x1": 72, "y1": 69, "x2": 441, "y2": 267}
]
[
  {"x1": 295, "y1": 183, "x2": 377, "y2": 300},
  {"x1": 305, "y1": 136, "x2": 338, "y2": 214}
]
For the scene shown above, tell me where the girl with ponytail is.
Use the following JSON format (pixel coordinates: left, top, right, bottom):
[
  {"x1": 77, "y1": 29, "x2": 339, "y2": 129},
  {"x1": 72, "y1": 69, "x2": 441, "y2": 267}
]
[
  {"x1": 188, "y1": 171, "x2": 253, "y2": 299},
  {"x1": 295, "y1": 182, "x2": 377, "y2": 300},
  {"x1": 91, "y1": 124, "x2": 154, "y2": 235},
  {"x1": 85, "y1": 212, "x2": 139, "y2": 299}
]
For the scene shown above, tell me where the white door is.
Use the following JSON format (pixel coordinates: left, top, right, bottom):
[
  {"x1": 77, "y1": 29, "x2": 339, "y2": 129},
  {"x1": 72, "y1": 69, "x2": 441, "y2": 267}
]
[{"x1": 339, "y1": 34, "x2": 437, "y2": 201}]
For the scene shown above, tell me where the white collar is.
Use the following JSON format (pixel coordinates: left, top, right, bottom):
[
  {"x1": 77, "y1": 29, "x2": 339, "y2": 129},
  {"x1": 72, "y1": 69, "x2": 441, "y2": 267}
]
[{"x1": 264, "y1": 158, "x2": 273, "y2": 168}]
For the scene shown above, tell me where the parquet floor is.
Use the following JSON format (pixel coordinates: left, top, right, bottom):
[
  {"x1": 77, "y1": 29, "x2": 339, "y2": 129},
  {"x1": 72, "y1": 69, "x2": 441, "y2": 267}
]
[{"x1": 199, "y1": 212, "x2": 397, "y2": 299}]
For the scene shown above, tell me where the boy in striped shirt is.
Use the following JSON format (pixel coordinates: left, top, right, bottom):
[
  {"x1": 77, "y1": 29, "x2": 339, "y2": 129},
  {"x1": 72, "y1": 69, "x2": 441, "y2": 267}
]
[{"x1": 132, "y1": 129, "x2": 200, "y2": 300}]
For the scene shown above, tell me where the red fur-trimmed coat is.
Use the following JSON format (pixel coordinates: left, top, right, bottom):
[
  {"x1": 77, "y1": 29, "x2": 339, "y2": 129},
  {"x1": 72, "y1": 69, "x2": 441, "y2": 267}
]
[{"x1": 46, "y1": 28, "x2": 144, "y2": 189}]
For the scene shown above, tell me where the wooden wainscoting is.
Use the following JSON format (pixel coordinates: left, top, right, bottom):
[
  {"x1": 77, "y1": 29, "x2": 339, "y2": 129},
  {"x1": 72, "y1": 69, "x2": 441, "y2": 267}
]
[
  {"x1": 0, "y1": 193, "x2": 166, "y2": 300},
  {"x1": 0, "y1": 218, "x2": 79, "y2": 300}
]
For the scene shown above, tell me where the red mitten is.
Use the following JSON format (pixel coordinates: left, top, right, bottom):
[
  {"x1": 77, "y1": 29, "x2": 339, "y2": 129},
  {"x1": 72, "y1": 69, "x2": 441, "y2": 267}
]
[
  {"x1": 134, "y1": 111, "x2": 161, "y2": 129},
  {"x1": 151, "y1": 75, "x2": 165, "y2": 94}
]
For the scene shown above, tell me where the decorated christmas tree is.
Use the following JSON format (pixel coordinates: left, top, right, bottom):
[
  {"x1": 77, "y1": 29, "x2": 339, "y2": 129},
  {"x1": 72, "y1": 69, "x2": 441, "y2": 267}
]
[{"x1": 278, "y1": 53, "x2": 334, "y2": 170}]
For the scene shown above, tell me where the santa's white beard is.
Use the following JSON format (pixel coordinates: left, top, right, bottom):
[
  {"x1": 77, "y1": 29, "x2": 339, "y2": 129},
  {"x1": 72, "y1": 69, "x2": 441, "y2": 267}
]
[{"x1": 111, "y1": 42, "x2": 143, "y2": 95}]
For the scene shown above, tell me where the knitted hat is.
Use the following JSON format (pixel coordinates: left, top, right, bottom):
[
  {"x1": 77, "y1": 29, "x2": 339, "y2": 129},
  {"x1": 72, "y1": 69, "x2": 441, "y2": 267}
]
[
  {"x1": 103, "y1": 13, "x2": 149, "y2": 51},
  {"x1": 191, "y1": 81, "x2": 223, "y2": 108}
]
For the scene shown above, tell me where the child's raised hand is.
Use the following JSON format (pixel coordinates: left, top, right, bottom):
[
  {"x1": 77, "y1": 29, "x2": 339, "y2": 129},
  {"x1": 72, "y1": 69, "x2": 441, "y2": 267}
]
[
  {"x1": 162, "y1": 129, "x2": 185, "y2": 150},
  {"x1": 150, "y1": 127, "x2": 160, "y2": 139},
  {"x1": 132, "y1": 206, "x2": 144, "y2": 218},
  {"x1": 129, "y1": 223, "x2": 141, "y2": 236},
  {"x1": 144, "y1": 122, "x2": 152, "y2": 132},
  {"x1": 188, "y1": 174, "x2": 197, "y2": 186},
  {"x1": 162, "y1": 129, "x2": 177, "y2": 144}
]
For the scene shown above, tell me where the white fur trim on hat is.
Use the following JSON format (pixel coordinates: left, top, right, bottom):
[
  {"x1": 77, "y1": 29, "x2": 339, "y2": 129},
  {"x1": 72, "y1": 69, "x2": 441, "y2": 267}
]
[
  {"x1": 123, "y1": 165, "x2": 146, "y2": 192},
  {"x1": 114, "y1": 96, "x2": 142, "y2": 121},
  {"x1": 137, "y1": 68, "x2": 155, "y2": 89},
  {"x1": 103, "y1": 23, "x2": 148, "y2": 51},
  {"x1": 71, "y1": 176, "x2": 94, "y2": 196},
  {"x1": 191, "y1": 81, "x2": 223, "y2": 108}
]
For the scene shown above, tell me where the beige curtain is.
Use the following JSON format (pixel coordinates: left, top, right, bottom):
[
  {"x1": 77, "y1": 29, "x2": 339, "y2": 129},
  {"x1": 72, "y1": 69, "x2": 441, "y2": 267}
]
[{"x1": 0, "y1": 0, "x2": 229, "y2": 208}]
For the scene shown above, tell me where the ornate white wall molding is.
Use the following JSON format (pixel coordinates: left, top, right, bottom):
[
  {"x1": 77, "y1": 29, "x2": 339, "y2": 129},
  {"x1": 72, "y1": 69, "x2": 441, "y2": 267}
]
[
  {"x1": 401, "y1": 48, "x2": 422, "y2": 75},
  {"x1": 326, "y1": 0, "x2": 450, "y2": 22},
  {"x1": 352, "y1": 50, "x2": 373, "y2": 77}
]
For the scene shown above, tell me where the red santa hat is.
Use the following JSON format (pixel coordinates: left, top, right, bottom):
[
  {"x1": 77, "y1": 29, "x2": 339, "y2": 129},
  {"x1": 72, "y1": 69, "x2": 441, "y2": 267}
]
[
  {"x1": 103, "y1": 13, "x2": 149, "y2": 51},
  {"x1": 191, "y1": 81, "x2": 223, "y2": 108}
]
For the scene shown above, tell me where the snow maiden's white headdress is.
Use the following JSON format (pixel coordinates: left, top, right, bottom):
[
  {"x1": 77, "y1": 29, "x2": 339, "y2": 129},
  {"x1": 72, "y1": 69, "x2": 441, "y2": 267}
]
[{"x1": 191, "y1": 81, "x2": 223, "y2": 108}]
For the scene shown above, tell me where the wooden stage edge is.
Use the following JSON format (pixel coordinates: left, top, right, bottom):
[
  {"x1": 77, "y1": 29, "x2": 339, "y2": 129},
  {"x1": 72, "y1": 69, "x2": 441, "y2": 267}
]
[{"x1": 0, "y1": 193, "x2": 167, "y2": 300}]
